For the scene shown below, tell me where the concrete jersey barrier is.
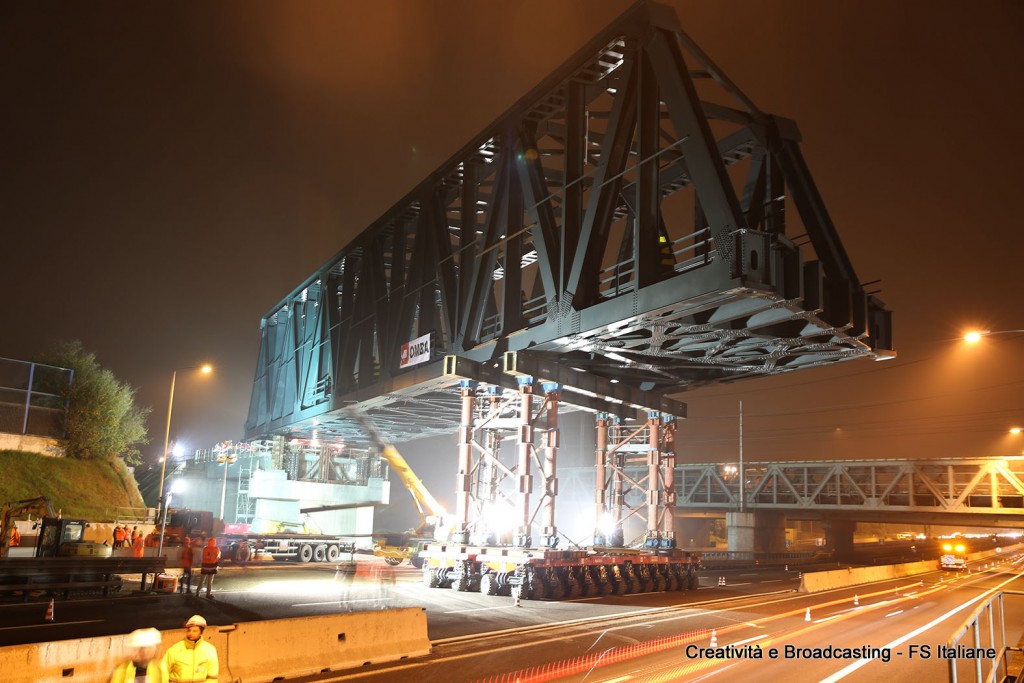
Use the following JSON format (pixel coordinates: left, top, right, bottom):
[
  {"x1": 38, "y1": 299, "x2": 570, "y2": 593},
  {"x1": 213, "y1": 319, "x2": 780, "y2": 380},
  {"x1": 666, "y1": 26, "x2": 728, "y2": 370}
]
[
  {"x1": 800, "y1": 560, "x2": 938, "y2": 593},
  {"x1": 0, "y1": 607, "x2": 430, "y2": 682}
]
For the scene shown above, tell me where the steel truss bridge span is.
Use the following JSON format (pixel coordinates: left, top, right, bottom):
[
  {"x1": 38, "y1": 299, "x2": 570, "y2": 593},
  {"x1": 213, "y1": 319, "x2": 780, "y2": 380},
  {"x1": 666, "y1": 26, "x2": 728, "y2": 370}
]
[
  {"x1": 245, "y1": 1, "x2": 894, "y2": 451},
  {"x1": 669, "y1": 456, "x2": 1024, "y2": 527}
]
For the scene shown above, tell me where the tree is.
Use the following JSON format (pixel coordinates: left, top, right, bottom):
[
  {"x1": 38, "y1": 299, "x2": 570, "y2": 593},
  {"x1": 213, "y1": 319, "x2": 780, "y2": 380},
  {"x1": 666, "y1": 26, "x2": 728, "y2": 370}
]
[{"x1": 35, "y1": 341, "x2": 150, "y2": 465}]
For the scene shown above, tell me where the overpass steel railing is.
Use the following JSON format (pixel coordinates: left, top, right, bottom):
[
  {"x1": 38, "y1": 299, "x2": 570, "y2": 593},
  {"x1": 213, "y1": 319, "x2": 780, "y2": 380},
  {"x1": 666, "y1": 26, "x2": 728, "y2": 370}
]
[
  {"x1": 946, "y1": 590, "x2": 1024, "y2": 683},
  {"x1": 0, "y1": 357, "x2": 73, "y2": 439}
]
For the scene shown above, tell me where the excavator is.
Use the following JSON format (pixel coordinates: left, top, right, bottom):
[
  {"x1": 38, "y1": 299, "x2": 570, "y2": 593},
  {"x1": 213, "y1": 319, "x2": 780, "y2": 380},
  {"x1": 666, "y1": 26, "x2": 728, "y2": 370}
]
[
  {"x1": 1, "y1": 496, "x2": 104, "y2": 558},
  {"x1": 345, "y1": 409, "x2": 451, "y2": 567},
  {"x1": 0, "y1": 497, "x2": 55, "y2": 557}
]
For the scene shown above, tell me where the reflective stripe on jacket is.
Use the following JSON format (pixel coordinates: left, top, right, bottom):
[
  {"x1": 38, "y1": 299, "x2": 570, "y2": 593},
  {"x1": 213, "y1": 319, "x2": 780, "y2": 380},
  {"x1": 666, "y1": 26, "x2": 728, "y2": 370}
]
[
  {"x1": 164, "y1": 638, "x2": 218, "y2": 683},
  {"x1": 109, "y1": 659, "x2": 169, "y2": 683},
  {"x1": 200, "y1": 545, "x2": 221, "y2": 574}
]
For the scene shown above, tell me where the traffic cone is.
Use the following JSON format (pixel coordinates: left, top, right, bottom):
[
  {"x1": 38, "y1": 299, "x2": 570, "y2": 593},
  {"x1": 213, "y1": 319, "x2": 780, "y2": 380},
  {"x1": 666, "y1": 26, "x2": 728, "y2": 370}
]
[
  {"x1": 514, "y1": 586, "x2": 522, "y2": 608},
  {"x1": 804, "y1": 608, "x2": 811, "y2": 622},
  {"x1": 784, "y1": 565, "x2": 788, "y2": 572},
  {"x1": 44, "y1": 598, "x2": 54, "y2": 623},
  {"x1": 854, "y1": 595, "x2": 859, "y2": 606},
  {"x1": 710, "y1": 630, "x2": 718, "y2": 647},
  {"x1": 718, "y1": 576, "x2": 726, "y2": 586}
]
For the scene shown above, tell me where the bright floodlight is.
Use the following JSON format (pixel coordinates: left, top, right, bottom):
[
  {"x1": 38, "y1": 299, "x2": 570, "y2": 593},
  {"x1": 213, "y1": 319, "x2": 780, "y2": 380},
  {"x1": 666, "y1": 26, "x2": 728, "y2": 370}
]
[
  {"x1": 1011, "y1": 427, "x2": 1023, "y2": 435},
  {"x1": 200, "y1": 364, "x2": 213, "y2": 374},
  {"x1": 963, "y1": 330, "x2": 987, "y2": 343},
  {"x1": 170, "y1": 479, "x2": 186, "y2": 494},
  {"x1": 171, "y1": 442, "x2": 186, "y2": 458}
]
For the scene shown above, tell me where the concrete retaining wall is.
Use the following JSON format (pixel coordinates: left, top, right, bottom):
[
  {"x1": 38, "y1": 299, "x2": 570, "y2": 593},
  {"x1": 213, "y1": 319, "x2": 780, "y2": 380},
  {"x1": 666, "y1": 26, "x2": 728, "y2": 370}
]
[
  {"x1": 0, "y1": 608, "x2": 430, "y2": 682},
  {"x1": 0, "y1": 433, "x2": 62, "y2": 456}
]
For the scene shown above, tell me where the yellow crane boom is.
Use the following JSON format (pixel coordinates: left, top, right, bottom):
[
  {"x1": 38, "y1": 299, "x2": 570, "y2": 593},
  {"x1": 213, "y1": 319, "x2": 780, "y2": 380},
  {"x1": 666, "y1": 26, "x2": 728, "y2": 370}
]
[{"x1": 344, "y1": 409, "x2": 447, "y2": 538}]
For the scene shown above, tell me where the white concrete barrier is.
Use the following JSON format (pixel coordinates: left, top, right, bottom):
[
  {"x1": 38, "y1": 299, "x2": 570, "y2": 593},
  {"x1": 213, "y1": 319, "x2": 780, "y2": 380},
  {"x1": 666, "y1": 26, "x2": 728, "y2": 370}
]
[
  {"x1": 0, "y1": 608, "x2": 431, "y2": 682},
  {"x1": 800, "y1": 560, "x2": 938, "y2": 593}
]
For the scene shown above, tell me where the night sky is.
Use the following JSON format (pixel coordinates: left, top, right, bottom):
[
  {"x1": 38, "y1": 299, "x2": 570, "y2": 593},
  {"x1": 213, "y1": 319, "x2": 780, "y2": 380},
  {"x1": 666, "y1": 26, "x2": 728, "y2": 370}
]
[{"x1": 3, "y1": 1, "x2": 1023, "y2": 510}]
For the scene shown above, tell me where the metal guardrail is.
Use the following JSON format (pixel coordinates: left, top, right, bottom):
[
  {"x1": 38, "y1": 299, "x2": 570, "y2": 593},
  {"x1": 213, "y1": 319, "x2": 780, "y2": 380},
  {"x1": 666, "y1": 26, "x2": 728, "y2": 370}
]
[{"x1": 947, "y1": 589, "x2": 1024, "y2": 683}]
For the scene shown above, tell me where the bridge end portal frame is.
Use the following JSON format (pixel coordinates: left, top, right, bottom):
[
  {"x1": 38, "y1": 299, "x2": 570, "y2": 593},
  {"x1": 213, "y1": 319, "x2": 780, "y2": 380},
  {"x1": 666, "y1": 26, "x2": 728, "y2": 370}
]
[{"x1": 244, "y1": 2, "x2": 894, "y2": 550}]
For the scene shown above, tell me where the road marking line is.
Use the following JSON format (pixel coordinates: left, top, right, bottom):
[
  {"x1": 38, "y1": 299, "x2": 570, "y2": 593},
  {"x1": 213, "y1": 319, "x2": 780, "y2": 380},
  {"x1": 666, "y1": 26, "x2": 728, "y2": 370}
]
[
  {"x1": 0, "y1": 619, "x2": 101, "y2": 631},
  {"x1": 443, "y1": 605, "x2": 524, "y2": 614},
  {"x1": 819, "y1": 567, "x2": 1024, "y2": 683},
  {"x1": 884, "y1": 610, "x2": 904, "y2": 618},
  {"x1": 726, "y1": 582, "x2": 751, "y2": 586},
  {"x1": 760, "y1": 580, "x2": 783, "y2": 583}
]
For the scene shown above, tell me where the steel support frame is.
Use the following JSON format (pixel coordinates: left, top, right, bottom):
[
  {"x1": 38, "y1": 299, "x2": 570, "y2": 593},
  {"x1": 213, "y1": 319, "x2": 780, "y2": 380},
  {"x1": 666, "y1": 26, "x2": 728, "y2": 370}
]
[
  {"x1": 594, "y1": 412, "x2": 677, "y2": 548},
  {"x1": 452, "y1": 377, "x2": 562, "y2": 548}
]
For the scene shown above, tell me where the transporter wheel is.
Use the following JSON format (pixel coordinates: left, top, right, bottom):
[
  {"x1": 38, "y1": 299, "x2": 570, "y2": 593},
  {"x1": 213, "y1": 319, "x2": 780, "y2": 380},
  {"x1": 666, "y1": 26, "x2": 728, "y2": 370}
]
[
  {"x1": 666, "y1": 574, "x2": 679, "y2": 591},
  {"x1": 313, "y1": 544, "x2": 327, "y2": 562},
  {"x1": 480, "y1": 572, "x2": 499, "y2": 596},
  {"x1": 687, "y1": 572, "x2": 699, "y2": 590},
  {"x1": 654, "y1": 574, "x2": 667, "y2": 592},
  {"x1": 326, "y1": 545, "x2": 341, "y2": 563},
  {"x1": 298, "y1": 544, "x2": 314, "y2": 563},
  {"x1": 528, "y1": 579, "x2": 546, "y2": 601},
  {"x1": 450, "y1": 573, "x2": 470, "y2": 592},
  {"x1": 234, "y1": 544, "x2": 252, "y2": 564},
  {"x1": 423, "y1": 568, "x2": 440, "y2": 588},
  {"x1": 385, "y1": 557, "x2": 403, "y2": 567}
]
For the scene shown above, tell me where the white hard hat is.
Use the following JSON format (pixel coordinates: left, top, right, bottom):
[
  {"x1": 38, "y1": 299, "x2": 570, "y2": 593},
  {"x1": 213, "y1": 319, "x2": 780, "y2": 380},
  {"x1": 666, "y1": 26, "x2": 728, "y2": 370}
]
[
  {"x1": 126, "y1": 628, "x2": 162, "y2": 648},
  {"x1": 184, "y1": 614, "x2": 207, "y2": 628}
]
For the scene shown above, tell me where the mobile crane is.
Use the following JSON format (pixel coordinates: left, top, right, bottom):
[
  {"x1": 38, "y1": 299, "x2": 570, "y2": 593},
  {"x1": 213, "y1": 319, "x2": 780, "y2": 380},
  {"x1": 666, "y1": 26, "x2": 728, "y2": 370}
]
[{"x1": 345, "y1": 409, "x2": 451, "y2": 567}]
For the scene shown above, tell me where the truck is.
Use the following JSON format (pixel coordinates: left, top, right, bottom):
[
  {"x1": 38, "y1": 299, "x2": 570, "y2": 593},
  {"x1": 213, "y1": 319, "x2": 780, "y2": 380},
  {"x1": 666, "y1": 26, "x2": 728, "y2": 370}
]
[
  {"x1": 940, "y1": 542, "x2": 967, "y2": 571},
  {"x1": 221, "y1": 528, "x2": 355, "y2": 564},
  {"x1": 158, "y1": 508, "x2": 355, "y2": 564}
]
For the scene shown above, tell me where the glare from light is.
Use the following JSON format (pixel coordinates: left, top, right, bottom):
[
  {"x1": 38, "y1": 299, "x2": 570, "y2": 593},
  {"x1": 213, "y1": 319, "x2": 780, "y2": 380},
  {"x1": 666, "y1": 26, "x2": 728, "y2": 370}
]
[
  {"x1": 172, "y1": 443, "x2": 186, "y2": 458},
  {"x1": 170, "y1": 479, "x2": 186, "y2": 494},
  {"x1": 954, "y1": 544, "x2": 965, "y2": 553},
  {"x1": 963, "y1": 330, "x2": 987, "y2": 344},
  {"x1": 599, "y1": 512, "x2": 616, "y2": 536},
  {"x1": 1010, "y1": 427, "x2": 1022, "y2": 435},
  {"x1": 200, "y1": 364, "x2": 213, "y2": 374},
  {"x1": 942, "y1": 543, "x2": 952, "y2": 552}
]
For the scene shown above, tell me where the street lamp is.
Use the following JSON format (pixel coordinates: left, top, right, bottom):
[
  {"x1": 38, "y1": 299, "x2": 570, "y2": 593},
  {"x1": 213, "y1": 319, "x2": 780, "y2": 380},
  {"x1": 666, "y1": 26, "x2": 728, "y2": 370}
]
[
  {"x1": 156, "y1": 364, "x2": 213, "y2": 521},
  {"x1": 963, "y1": 329, "x2": 1024, "y2": 343},
  {"x1": 156, "y1": 478, "x2": 187, "y2": 561},
  {"x1": 218, "y1": 449, "x2": 238, "y2": 520}
]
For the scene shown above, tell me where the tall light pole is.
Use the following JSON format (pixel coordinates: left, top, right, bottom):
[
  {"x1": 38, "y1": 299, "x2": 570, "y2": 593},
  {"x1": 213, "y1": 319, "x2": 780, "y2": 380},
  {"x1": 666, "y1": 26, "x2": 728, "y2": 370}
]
[
  {"x1": 157, "y1": 478, "x2": 186, "y2": 561},
  {"x1": 218, "y1": 450, "x2": 238, "y2": 520},
  {"x1": 156, "y1": 364, "x2": 213, "y2": 521}
]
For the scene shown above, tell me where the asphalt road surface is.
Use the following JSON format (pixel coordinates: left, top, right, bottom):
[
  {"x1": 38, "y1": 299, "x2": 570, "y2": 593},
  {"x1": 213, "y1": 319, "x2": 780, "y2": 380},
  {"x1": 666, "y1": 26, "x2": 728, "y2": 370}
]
[{"x1": 2, "y1": 552, "x2": 1022, "y2": 683}]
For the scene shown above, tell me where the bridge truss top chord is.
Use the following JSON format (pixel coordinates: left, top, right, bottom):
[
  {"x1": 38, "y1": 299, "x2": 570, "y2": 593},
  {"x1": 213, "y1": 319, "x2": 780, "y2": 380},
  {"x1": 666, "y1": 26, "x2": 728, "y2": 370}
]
[{"x1": 245, "y1": 1, "x2": 894, "y2": 447}]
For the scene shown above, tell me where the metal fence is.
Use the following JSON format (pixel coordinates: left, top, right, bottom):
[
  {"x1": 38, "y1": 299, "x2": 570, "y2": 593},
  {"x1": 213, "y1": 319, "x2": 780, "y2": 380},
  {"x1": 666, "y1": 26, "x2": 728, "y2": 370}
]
[
  {"x1": 0, "y1": 357, "x2": 73, "y2": 439},
  {"x1": 947, "y1": 589, "x2": 1024, "y2": 683}
]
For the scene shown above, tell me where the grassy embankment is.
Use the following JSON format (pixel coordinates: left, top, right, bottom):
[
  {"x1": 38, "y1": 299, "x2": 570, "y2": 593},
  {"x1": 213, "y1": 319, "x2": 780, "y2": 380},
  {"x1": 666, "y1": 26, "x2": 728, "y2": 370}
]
[{"x1": 0, "y1": 450, "x2": 145, "y2": 521}]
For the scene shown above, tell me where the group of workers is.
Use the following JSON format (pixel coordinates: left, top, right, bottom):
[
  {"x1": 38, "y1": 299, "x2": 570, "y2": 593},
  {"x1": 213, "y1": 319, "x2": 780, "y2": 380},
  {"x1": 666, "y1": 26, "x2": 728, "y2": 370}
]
[
  {"x1": 112, "y1": 525, "x2": 162, "y2": 557},
  {"x1": 109, "y1": 615, "x2": 219, "y2": 683},
  {"x1": 179, "y1": 536, "x2": 222, "y2": 597}
]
